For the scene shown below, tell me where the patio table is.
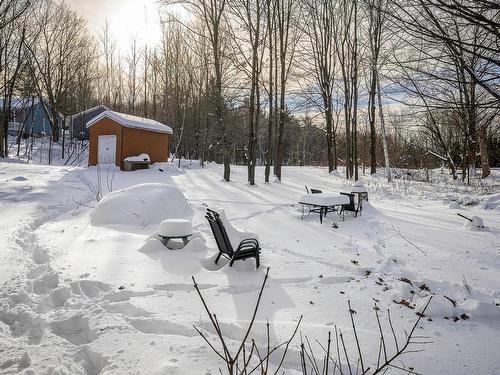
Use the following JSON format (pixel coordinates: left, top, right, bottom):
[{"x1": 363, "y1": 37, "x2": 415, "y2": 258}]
[{"x1": 298, "y1": 193, "x2": 350, "y2": 223}]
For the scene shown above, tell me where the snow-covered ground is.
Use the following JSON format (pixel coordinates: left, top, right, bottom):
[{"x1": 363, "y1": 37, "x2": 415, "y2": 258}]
[{"x1": 0, "y1": 160, "x2": 499, "y2": 374}]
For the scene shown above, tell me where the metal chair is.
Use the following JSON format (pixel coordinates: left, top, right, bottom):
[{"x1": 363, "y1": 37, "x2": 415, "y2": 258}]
[{"x1": 205, "y1": 209, "x2": 261, "y2": 268}]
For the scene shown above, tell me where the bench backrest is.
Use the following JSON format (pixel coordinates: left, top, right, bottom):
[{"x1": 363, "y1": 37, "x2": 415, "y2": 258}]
[
  {"x1": 305, "y1": 186, "x2": 322, "y2": 194},
  {"x1": 206, "y1": 209, "x2": 234, "y2": 257}
]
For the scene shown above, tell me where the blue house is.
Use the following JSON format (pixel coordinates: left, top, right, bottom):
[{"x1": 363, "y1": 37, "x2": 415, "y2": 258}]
[{"x1": 3, "y1": 98, "x2": 64, "y2": 138}]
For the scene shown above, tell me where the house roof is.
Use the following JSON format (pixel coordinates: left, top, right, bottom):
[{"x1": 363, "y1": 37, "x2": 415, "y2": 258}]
[
  {"x1": 86, "y1": 110, "x2": 173, "y2": 135},
  {"x1": 71, "y1": 104, "x2": 109, "y2": 118},
  {"x1": 0, "y1": 98, "x2": 40, "y2": 109}
]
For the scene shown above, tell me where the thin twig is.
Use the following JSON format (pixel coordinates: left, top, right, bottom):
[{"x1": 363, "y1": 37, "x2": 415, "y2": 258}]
[
  {"x1": 348, "y1": 300, "x2": 365, "y2": 374},
  {"x1": 392, "y1": 225, "x2": 426, "y2": 254}
]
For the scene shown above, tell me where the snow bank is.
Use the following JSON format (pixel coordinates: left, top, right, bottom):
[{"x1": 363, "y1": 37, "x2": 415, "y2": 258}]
[
  {"x1": 484, "y1": 193, "x2": 500, "y2": 210},
  {"x1": 460, "y1": 215, "x2": 487, "y2": 231},
  {"x1": 91, "y1": 183, "x2": 193, "y2": 229}
]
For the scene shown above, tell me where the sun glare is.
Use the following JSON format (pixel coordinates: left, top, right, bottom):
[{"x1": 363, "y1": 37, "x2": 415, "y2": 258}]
[
  {"x1": 69, "y1": 0, "x2": 192, "y2": 52},
  {"x1": 107, "y1": 0, "x2": 162, "y2": 51}
]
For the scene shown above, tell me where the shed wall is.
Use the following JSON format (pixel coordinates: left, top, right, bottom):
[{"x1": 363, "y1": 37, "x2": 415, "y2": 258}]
[{"x1": 122, "y1": 127, "x2": 169, "y2": 165}]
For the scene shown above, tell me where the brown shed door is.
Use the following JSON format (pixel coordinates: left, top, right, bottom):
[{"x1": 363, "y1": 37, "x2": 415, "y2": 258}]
[{"x1": 97, "y1": 135, "x2": 117, "y2": 164}]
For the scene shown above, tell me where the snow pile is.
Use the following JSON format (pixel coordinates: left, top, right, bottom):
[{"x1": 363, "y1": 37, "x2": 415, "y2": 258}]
[
  {"x1": 484, "y1": 193, "x2": 500, "y2": 210},
  {"x1": 470, "y1": 215, "x2": 484, "y2": 228},
  {"x1": 463, "y1": 215, "x2": 486, "y2": 231},
  {"x1": 90, "y1": 183, "x2": 193, "y2": 229},
  {"x1": 124, "y1": 153, "x2": 150, "y2": 162}
]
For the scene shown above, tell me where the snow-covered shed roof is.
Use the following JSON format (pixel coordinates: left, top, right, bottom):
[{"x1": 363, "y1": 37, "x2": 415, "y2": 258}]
[
  {"x1": 86, "y1": 110, "x2": 173, "y2": 135},
  {"x1": 71, "y1": 104, "x2": 109, "y2": 118}
]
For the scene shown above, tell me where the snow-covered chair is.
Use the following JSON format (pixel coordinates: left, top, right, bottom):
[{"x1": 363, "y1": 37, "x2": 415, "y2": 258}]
[
  {"x1": 339, "y1": 192, "x2": 360, "y2": 218},
  {"x1": 205, "y1": 208, "x2": 260, "y2": 269}
]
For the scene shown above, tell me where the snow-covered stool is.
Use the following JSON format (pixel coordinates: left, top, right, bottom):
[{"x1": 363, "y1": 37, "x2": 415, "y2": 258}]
[{"x1": 158, "y1": 219, "x2": 193, "y2": 249}]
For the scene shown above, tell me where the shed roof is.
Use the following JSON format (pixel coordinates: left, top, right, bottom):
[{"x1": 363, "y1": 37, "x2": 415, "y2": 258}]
[
  {"x1": 86, "y1": 110, "x2": 173, "y2": 134},
  {"x1": 71, "y1": 104, "x2": 109, "y2": 118}
]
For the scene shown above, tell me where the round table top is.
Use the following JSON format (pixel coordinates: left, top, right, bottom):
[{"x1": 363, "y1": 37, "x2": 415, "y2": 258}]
[
  {"x1": 159, "y1": 219, "x2": 193, "y2": 237},
  {"x1": 161, "y1": 218, "x2": 191, "y2": 223}
]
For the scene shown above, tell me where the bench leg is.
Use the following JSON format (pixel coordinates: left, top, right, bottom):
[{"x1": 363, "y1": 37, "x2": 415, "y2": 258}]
[
  {"x1": 255, "y1": 252, "x2": 260, "y2": 269},
  {"x1": 182, "y1": 237, "x2": 189, "y2": 246}
]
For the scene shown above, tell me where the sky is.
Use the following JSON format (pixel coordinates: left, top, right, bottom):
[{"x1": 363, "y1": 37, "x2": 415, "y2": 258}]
[{"x1": 67, "y1": 0, "x2": 166, "y2": 52}]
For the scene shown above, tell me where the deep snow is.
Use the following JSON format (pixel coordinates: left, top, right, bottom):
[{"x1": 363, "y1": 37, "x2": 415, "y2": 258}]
[{"x1": 0, "y1": 160, "x2": 499, "y2": 374}]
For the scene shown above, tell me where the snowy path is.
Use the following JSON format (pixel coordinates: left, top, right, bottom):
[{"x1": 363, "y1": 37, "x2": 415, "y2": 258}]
[{"x1": 0, "y1": 162, "x2": 499, "y2": 374}]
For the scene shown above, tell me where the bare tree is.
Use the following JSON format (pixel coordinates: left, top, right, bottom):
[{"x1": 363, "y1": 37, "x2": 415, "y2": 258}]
[
  {"x1": 127, "y1": 36, "x2": 140, "y2": 115},
  {"x1": 165, "y1": 0, "x2": 233, "y2": 181},
  {"x1": 334, "y1": 0, "x2": 361, "y2": 180},
  {"x1": 228, "y1": 0, "x2": 267, "y2": 185},
  {"x1": 24, "y1": 0, "x2": 94, "y2": 162},
  {"x1": 99, "y1": 21, "x2": 117, "y2": 107},
  {"x1": 366, "y1": 0, "x2": 391, "y2": 181},
  {"x1": 0, "y1": 0, "x2": 31, "y2": 158},
  {"x1": 302, "y1": 0, "x2": 338, "y2": 173},
  {"x1": 389, "y1": 0, "x2": 500, "y2": 101},
  {"x1": 274, "y1": 0, "x2": 299, "y2": 181},
  {"x1": 388, "y1": 3, "x2": 498, "y2": 180}
]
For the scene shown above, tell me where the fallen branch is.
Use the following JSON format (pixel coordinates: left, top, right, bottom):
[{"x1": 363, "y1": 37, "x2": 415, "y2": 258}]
[{"x1": 392, "y1": 225, "x2": 426, "y2": 254}]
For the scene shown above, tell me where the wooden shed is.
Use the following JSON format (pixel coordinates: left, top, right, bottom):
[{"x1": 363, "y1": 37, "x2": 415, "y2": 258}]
[{"x1": 86, "y1": 110, "x2": 173, "y2": 170}]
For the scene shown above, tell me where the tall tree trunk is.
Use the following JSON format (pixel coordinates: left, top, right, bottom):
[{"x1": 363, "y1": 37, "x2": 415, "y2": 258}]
[
  {"x1": 368, "y1": 66, "x2": 377, "y2": 175},
  {"x1": 376, "y1": 73, "x2": 391, "y2": 182},
  {"x1": 51, "y1": 109, "x2": 60, "y2": 143},
  {"x1": 478, "y1": 126, "x2": 490, "y2": 178},
  {"x1": 325, "y1": 101, "x2": 334, "y2": 173},
  {"x1": 265, "y1": 0, "x2": 274, "y2": 183},
  {"x1": 352, "y1": 0, "x2": 359, "y2": 181}
]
